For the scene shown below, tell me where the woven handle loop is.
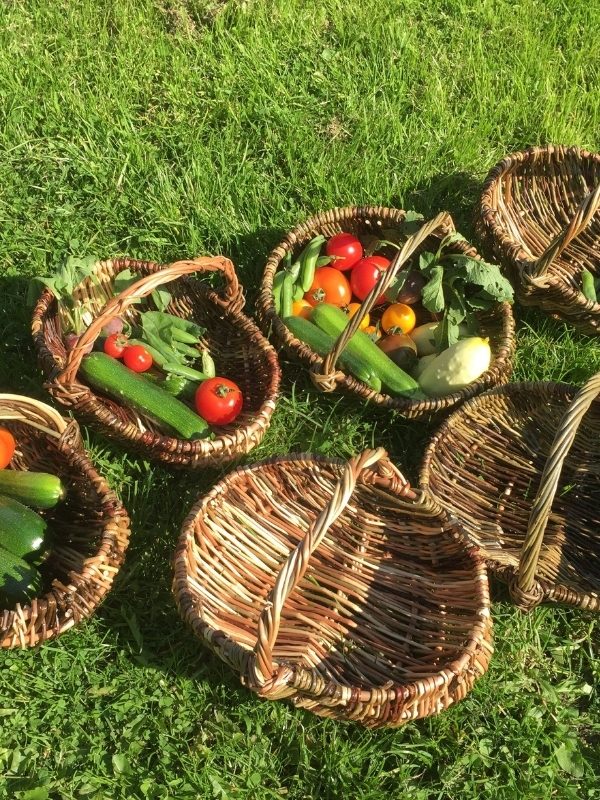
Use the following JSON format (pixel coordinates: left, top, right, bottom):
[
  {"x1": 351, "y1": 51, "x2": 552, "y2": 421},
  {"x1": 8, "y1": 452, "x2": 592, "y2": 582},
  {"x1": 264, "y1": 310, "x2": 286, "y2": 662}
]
[
  {"x1": 0, "y1": 394, "x2": 68, "y2": 438},
  {"x1": 531, "y1": 184, "x2": 600, "y2": 281},
  {"x1": 312, "y1": 212, "x2": 455, "y2": 390},
  {"x1": 56, "y1": 256, "x2": 242, "y2": 386},
  {"x1": 516, "y1": 371, "x2": 600, "y2": 602},
  {"x1": 249, "y1": 448, "x2": 417, "y2": 691}
]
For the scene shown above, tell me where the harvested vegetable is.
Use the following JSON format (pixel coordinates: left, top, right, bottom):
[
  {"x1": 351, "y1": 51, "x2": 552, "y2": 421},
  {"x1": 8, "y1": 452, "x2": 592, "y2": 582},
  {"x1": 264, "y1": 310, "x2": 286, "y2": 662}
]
[
  {"x1": 381, "y1": 303, "x2": 416, "y2": 335},
  {"x1": 0, "y1": 470, "x2": 65, "y2": 509},
  {"x1": 103, "y1": 333, "x2": 129, "y2": 359},
  {"x1": 582, "y1": 269, "x2": 599, "y2": 303},
  {"x1": 123, "y1": 344, "x2": 153, "y2": 373},
  {"x1": 292, "y1": 299, "x2": 313, "y2": 319},
  {"x1": 0, "y1": 429, "x2": 16, "y2": 469},
  {"x1": 195, "y1": 378, "x2": 243, "y2": 426},
  {"x1": 377, "y1": 334, "x2": 418, "y2": 371},
  {"x1": 325, "y1": 233, "x2": 363, "y2": 272},
  {"x1": 80, "y1": 353, "x2": 210, "y2": 440},
  {"x1": 0, "y1": 495, "x2": 47, "y2": 562},
  {"x1": 418, "y1": 337, "x2": 491, "y2": 397},
  {"x1": 0, "y1": 548, "x2": 43, "y2": 607},
  {"x1": 350, "y1": 256, "x2": 390, "y2": 304},
  {"x1": 305, "y1": 267, "x2": 351, "y2": 308},
  {"x1": 345, "y1": 303, "x2": 370, "y2": 331}
]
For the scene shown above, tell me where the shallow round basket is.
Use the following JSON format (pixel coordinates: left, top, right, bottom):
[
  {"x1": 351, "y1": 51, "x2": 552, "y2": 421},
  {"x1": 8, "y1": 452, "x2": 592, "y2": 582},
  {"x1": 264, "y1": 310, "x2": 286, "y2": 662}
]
[
  {"x1": 32, "y1": 256, "x2": 280, "y2": 468},
  {"x1": 0, "y1": 395, "x2": 130, "y2": 648},
  {"x1": 173, "y1": 448, "x2": 493, "y2": 727},
  {"x1": 477, "y1": 145, "x2": 600, "y2": 336},
  {"x1": 258, "y1": 206, "x2": 515, "y2": 419},
  {"x1": 420, "y1": 373, "x2": 600, "y2": 613}
]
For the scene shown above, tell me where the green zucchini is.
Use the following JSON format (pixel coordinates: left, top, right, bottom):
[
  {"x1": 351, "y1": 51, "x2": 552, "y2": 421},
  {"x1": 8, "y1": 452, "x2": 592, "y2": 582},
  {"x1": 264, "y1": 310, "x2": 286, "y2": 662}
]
[
  {"x1": 79, "y1": 352, "x2": 211, "y2": 440},
  {"x1": 284, "y1": 316, "x2": 382, "y2": 392},
  {"x1": 0, "y1": 470, "x2": 65, "y2": 509},
  {"x1": 310, "y1": 304, "x2": 424, "y2": 398},
  {"x1": 0, "y1": 495, "x2": 47, "y2": 561},
  {"x1": 0, "y1": 546, "x2": 43, "y2": 607}
]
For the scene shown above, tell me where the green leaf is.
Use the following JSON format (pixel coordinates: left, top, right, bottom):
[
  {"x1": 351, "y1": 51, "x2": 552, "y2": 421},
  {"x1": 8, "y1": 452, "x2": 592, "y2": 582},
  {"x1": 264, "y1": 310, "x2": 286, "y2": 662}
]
[
  {"x1": 112, "y1": 753, "x2": 132, "y2": 775},
  {"x1": 22, "y1": 789, "x2": 49, "y2": 800},
  {"x1": 419, "y1": 251, "x2": 438, "y2": 275},
  {"x1": 555, "y1": 743, "x2": 585, "y2": 778},
  {"x1": 421, "y1": 265, "x2": 445, "y2": 312},
  {"x1": 384, "y1": 270, "x2": 409, "y2": 303},
  {"x1": 151, "y1": 287, "x2": 172, "y2": 312},
  {"x1": 113, "y1": 268, "x2": 142, "y2": 299}
]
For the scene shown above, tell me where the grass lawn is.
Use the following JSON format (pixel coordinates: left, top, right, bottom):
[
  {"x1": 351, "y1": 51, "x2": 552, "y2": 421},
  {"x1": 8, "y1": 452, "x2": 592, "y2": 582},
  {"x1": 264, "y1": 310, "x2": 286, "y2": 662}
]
[{"x1": 1, "y1": 0, "x2": 600, "y2": 797}]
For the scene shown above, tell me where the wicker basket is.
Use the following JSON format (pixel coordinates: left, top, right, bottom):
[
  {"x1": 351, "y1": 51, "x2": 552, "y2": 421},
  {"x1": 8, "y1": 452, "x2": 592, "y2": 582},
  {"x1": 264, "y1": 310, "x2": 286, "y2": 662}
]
[
  {"x1": 258, "y1": 206, "x2": 515, "y2": 419},
  {"x1": 420, "y1": 373, "x2": 600, "y2": 613},
  {"x1": 0, "y1": 394, "x2": 130, "y2": 648},
  {"x1": 477, "y1": 145, "x2": 600, "y2": 336},
  {"x1": 32, "y1": 256, "x2": 280, "y2": 468},
  {"x1": 173, "y1": 448, "x2": 493, "y2": 727}
]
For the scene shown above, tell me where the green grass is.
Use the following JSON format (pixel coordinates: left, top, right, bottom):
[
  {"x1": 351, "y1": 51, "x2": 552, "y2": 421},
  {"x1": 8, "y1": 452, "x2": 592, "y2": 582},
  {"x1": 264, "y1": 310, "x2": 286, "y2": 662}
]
[{"x1": 1, "y1": 0, "x2": 600, "y2": 797}]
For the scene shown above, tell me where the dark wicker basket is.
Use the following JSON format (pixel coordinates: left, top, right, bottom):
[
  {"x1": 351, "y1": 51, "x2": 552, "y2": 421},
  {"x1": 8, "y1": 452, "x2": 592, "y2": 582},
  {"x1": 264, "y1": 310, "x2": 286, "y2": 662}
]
[
  {"x1": 258, "y1": 206, "x2": 515, "y2": 419},
  {"x1": 32, "y1": 257, "x2": 280, "y2": 468},
  {"x1": 0, "y1": 394, "x2": 130, "y2": 648},
  {"x1": 173, "y1": 448, "x2": 493, "y2": 727},
  {"x1": 477, "y1": 145, "x2": 600, "y2": 336},
  {"x1": 420, "y1": 373, "x2": 600, "y2": 613}
]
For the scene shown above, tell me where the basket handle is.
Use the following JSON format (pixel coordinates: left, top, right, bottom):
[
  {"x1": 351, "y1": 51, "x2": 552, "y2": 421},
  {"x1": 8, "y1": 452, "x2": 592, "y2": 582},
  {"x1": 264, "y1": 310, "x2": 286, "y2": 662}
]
[
  {"x1": 56, "y1": 256, "x2": 242, "y2": 386},
  {"x1": 531, "y1": 184, "x2": 600, "y2": 281},
  {"x1": 0, "y1": 394, "x2": 68, "y2": 438},
  {"x1": 249, "y1": 448, "x2": 418, "y2": 692},
  {"x1": 515, "y1": 371, "x2": 600, "y2": 608},
  {"x1": 311, "y1": 213, "x2": 455, "y2": 391}
]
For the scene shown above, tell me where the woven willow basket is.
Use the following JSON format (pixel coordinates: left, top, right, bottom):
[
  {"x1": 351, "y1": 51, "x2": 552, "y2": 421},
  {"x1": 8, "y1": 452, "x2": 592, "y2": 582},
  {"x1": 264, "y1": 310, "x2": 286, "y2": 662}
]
[
  {"x1": 173, "y1": 448, "x2": 493, "y2": 727},
  {"x1": 420, "y1": 373, "x2": 600, "y2": 613},
  {"x1": 477, "y1": 145, "x2": 600, "y2": 336},
  {"x1": 0, "y1": 394, "x2": 130, "y2": 648},
  {"x1": 32, "y1": 257, "x2": 280, "y2": 468},
  {"x1": 258, "y1": 206, "x2": 515, "y2": 419}
]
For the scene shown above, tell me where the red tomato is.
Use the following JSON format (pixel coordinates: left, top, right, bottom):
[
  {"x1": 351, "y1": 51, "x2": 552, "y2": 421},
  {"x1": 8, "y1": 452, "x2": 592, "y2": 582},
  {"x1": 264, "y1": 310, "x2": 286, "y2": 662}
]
[
  {"x1": 123, "y1": 345, "x2": 153, "y2": 372},
  {"x1": 305, "y1": 267, "x2": 352, "y2": 307},
  {"x1": 325, "y1": 233, "x2": 363, "y2": 271},
  {"x1": 0, "y1": 428, "x2": 16, "y2": 469},
  {"x1": 350, "y1": 256, "x2": 391, "y2": 304},
  {"x1": 195, "y1": 378, "x2": 243, "y2": 425},
  {"x1": 103, "y1": 333, "x2": 129, "y2": 359}
]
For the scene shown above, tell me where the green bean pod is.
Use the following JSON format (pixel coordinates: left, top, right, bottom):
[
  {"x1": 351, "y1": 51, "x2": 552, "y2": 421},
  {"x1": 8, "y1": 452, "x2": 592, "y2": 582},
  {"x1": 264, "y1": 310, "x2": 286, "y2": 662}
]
[
  {"x1": 272, "y1": 272, "x2": 286, "y2": 314},
  {"x1": 299, "y1": 235, "x2": 326, "y2": 292},
  {"x1": 281, "y1": 273, "x2": 294, "y2": 318}
]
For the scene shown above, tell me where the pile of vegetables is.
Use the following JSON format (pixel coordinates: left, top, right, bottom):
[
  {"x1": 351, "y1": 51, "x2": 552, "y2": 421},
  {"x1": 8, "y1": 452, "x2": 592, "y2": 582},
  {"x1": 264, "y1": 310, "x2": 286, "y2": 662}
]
[
  {"x1": 0, "y1": 429, "x2": 65, "y2": 607},
  {"x1": 274, "y1": 222, "x2": 513, "y2": 398},
  {"x1": 32, "y1": 261, "x2": 244, "y2": 438}
]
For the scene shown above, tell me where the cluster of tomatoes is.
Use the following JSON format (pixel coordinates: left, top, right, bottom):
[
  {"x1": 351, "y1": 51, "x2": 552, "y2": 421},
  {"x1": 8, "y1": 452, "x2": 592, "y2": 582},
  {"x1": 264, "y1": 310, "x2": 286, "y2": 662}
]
[{"x1": 291, "y1": 233, "x2": 428, "y2": 365}]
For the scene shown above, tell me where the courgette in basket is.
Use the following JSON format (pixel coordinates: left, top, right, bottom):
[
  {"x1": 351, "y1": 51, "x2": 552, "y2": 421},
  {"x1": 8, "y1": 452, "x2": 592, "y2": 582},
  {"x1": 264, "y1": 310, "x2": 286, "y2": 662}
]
[
  {"x1": 284, "y1": 316, "x2": 382, "y2": 392},
  {"x1": 0, "y1": 494, "x2": 47, "y2": 562},
  {"x1": 0, "y1": 469, "x2": 66, "y2": 509},
  {"x1": 79, "y1": 352, "x2": 211, "y2": 440},
  {"x1": 309, "y1": 304, "x2": 424, "y2": 398},
  {"x1": 0, "y1": 546, "x2": 43, "y2": 607}
]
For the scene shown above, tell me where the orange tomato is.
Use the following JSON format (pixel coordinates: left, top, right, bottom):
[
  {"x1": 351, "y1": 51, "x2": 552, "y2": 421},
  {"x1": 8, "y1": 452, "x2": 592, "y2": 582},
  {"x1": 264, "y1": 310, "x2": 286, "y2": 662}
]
[
  {"x1": 363, "y1": 325, "x2": 380, "y2": 341},
  {"x1": 0, "y1": 428, "x2": 16, "y2": 469},
  {"x1": 381, "y1": 303, "x2": 416, "y2": 335},
  {"x1": 305, "y1": 267, "x2": 352, "y2": 307},
  {"x1": 346, "y1": 302, "x2": 370, "y2": 331},
  {"x1": 292, "y1": 299, "x2": 312, "y2": 319}
]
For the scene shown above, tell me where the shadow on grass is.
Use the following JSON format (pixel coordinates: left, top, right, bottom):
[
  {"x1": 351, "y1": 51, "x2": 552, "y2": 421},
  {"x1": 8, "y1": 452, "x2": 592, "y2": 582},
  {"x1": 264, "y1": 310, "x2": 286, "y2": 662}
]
[{"x1": 0, "y1": 274, "x2": 46, "y2": 396}]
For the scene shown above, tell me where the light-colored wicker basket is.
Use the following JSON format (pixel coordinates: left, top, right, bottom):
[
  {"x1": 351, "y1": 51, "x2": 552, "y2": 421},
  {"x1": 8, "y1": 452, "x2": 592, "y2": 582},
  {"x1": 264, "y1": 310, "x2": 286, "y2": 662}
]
[
  {"x1": 420, "y1": 373, "x2": 600, "y2": 612},
  {"x1": 477, "y1": 145, "x2": 600, "y2": 336},
  {"x1": 0, "y1": 394, "x2": 130, "y2": 648},
  {"x1": 174, "y1": 448, "x2": 493, "y2": 727}
]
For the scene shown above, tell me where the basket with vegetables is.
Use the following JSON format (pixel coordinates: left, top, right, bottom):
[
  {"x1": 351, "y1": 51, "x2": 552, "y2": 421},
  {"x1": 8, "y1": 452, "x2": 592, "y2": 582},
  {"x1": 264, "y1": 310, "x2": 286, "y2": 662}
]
[
  {"x1": 258, "y1": 206, "x2": 515, "y2": 418},
  {"x1": 476, "y1": 145, "x2": 600, "y2": 336},
  {"x1": 32, "y1": 256, "x2": 280, "y2": 467},
  {"x1": 173, "y1": 448, "x2": 492, "y2": 727},
  {"x1": 0, "y1": 395, "x2": 130, "y2": 648},
  {"x1": 420, "y1": 372, "x2": 600, "y2": 613}
]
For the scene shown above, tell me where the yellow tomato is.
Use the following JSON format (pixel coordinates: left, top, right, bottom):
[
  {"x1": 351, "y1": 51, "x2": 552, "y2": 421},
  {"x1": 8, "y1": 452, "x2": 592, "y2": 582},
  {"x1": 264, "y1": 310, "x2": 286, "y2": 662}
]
[
  {"x1": 363, "y1": 325, "x2": 380, "y2": 341},
  {"x1": 292, "y1": 299, "x2": 313, "y2": 319},
  {"x1": 381, "y1": 303, "x2": 416, "y2": 335},
  {"x1": 346, "y1": 302, "x2": 370, "y2": 331}
]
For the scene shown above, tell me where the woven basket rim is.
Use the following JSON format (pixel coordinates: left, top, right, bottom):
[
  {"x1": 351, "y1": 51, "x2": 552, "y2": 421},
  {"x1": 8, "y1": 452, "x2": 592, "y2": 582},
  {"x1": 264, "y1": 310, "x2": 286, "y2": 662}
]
[
  {"x1": 477, "y1": 144, "x2": 600, "y2": 316},
  {"x1": 0, "y1": 393, "x2": 130, "y2": 648},
  {"x1": 174, "y1": 450, "x2": 492, "y2": 713},
  {"x1": 257, "y1": 205, "x2": 515, "y2": 416},
  {"x1": 31, "y1": 256, "x2": 281, "y2": 465}
]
